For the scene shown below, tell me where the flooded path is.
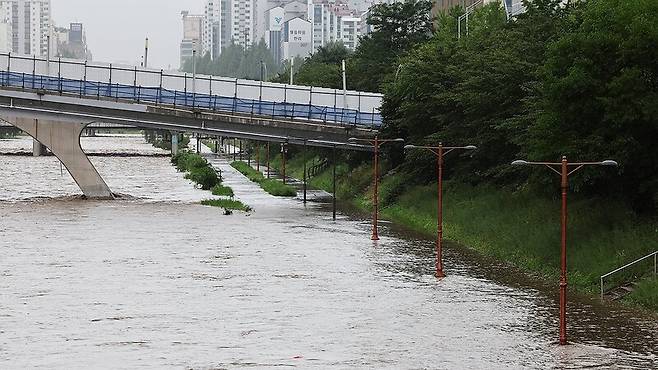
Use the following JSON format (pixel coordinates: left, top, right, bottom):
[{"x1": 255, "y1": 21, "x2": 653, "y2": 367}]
[{"x1": 0, "y1": 135, "x2": 656, "y2": 369}]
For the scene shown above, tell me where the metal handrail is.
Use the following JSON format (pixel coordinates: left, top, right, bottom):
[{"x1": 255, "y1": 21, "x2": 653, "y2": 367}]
[
  {"x1": 600, "y1": 250, "x2": 657, "y2": 299},
  {"x1": 0, "y1": 53, "x2": 384, "y2": 128}
]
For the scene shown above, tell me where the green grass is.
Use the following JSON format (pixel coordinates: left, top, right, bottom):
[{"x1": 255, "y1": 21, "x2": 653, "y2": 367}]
[
  {"x1": 211, "y1": 184, "x2": 234, "y2": 197},
  {"x1": 201, "y1": 199, "x2": 252, "y2": 212},
  {"x1": 231, "y1": 161, "x2": 297, "y2": 197},
  {"x1": 624, "y1": 279, "x2": 658, "y2": 310},
  {"x1": 260, "y1": 179, "x2": 297, "y2": 196}
]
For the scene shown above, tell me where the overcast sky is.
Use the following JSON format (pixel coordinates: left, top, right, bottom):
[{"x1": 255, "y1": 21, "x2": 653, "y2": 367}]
[{"x1": 52, "y1": 0, "x2": 203, "y2": 70}]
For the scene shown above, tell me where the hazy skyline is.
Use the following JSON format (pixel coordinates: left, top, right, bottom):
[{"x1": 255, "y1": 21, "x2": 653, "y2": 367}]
[{"x1": 52, "y1": 0, "x2": 204, "y2": 70}]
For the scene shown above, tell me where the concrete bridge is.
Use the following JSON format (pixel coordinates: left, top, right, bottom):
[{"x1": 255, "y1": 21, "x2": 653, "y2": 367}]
[{"x1": 0, "y1": 53, "x2": 380, "y2": 199}]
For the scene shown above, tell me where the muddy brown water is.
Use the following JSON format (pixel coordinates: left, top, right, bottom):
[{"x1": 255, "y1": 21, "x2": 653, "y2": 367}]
[{"x1": 0, "y1": 136, "x2": 656, "y2": 369}]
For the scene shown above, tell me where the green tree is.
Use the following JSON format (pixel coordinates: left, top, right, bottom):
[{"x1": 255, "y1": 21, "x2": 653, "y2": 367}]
[
  {"x1": 382, "y1": 0, "x2": 569, "y2": 182},
  {"x1": 349, "y1": 0, "x2": 434, "y2": 92},
  {"x1": 528, "y1": 0, "x2": 658, "y2": 210}
]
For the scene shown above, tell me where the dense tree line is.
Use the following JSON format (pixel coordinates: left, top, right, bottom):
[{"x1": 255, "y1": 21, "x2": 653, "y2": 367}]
[
  {"x1": 181, "y1": 39, "x2": 279, "y2": 80},
  {"x1": 382, "y1": 0, "x2": 657, "y2": 212}
]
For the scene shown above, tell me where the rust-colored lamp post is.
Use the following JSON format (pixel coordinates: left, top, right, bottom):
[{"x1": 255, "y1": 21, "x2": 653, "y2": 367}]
[
  {"x1": 280, "y1": 141, "x2": 289, "y2": 184},
  {"x1": 405, "y1": 143, "x2": 476, "y2": 278},
  {"x1": 266, "y1": 142, "x2": 271, "y2": 178},
  {"x1": 348, "y1": 136, "x2": 404, "y2": 240},
  {"x1": 512, "y1": 156, "x2": 618, "y2": 345}
]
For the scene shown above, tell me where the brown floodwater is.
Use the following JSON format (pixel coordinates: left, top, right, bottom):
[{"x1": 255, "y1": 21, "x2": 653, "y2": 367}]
[{"x1": 0, "y1": 135, "x2": 656, "y2": 369}]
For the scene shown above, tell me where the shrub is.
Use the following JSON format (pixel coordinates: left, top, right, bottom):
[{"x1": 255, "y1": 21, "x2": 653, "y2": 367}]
[
  {"x1": 186, "y1": 166, "x2": 219, "y2": 190},
  {"x1": 201, "y1": 199, "x2": 252, "y2": 212},
  {"x1": 211, "y1": 184, "x2": 235, "y2": 197}
]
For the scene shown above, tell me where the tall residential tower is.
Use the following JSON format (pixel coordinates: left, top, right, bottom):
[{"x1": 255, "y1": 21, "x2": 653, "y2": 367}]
[{"x1": 0, "y1": 0, "x2": 52, "y2": 56}]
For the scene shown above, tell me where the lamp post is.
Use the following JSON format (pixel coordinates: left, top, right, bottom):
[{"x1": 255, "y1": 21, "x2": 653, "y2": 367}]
[
  {"x1": 303, "y1": 139, "x2": 308, "y2": 204},
  {"x1": 256, "y1": 142, "x2": 260, "y2": 171},
  {"x1": 144, "y1": 37, "x2": 149, "y2": 68},
  {"x1": 348, "y1": 136, "x2": 404, "y2": 240},
  {"x1": 266, "y1": 142, "x2": 271, "y2": 178},
  {"x1": 511, "y1": 156, "x2": 618, "y2": 345},
  {"x1": 280, "y1": 142, "x2": 288, "y2": 184},
  {"x1": 405, "y1": 143, "x2": 477, "y2": 278}
]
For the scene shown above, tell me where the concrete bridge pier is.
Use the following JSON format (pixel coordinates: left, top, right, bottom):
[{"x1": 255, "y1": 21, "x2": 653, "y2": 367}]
[
  {"x1": 33, "y1": 139, "x2": 47, "y2": 156},
  {"x1": 4, "y1": 117, "x2": 114, "y2": 199}
]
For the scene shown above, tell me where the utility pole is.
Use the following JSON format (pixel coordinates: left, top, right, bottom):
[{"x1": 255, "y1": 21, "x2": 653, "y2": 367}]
[
  {"x1": 341, "y1": 59, "x2": 347, "y2": 109},
  {"x1": 46, "y1": 35, "x2": 51, "y2": 76},
  {"x1": 144, "y1": 37, "x2": 149, "y2": 68},
  {"x1": 192, "y1": 42, "x2": 197, "y2": 93}
]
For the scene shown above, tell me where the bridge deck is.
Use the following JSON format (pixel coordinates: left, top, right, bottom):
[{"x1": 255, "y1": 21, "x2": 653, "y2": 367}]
[{"x1": 0, "y1": 53, "x2": 382, "y2": 129}]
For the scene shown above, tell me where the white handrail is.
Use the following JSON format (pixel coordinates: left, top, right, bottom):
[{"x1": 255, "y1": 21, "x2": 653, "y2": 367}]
[{"x1": 600, "y1": 250, "x2": 657, "y2": 299}]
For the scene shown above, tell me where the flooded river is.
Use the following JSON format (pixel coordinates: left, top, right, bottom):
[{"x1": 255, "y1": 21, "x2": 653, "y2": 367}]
[{"x1": 0, "y1": 135, "x2": 656, "y2": 369}]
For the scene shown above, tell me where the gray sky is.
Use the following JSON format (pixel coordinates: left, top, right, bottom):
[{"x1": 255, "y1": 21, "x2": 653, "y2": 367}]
[{"x1": 52, "y1": 0, "x2": 203, "y2": 70}]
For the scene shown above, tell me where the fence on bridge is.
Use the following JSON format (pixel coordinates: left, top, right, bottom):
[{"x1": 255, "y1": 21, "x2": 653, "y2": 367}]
[{"x1": 0, "y1": 53, "x2": 383, "y2": 128}]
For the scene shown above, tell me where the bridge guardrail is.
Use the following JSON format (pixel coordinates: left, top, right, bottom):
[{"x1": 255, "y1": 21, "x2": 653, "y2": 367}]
[{"x1": 0, "y1": 53, "x2": 383, "y2": 128}]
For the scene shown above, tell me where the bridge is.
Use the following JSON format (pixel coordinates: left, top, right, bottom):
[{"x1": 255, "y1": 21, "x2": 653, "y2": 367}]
[{"x1": 0, "y1": 53, "x2": 381, "y2": 198}]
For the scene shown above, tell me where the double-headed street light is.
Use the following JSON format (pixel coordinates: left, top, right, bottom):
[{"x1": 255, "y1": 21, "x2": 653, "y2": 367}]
[
  {"x1": 405, "y1": 143, "x2": 477, "y2": 278},
  {"x1": 348, "y1": 136, "x2": 404, "y2": 240},
  {"x1": 512, "y1": 156, "x2": 617, "y2": 345}
]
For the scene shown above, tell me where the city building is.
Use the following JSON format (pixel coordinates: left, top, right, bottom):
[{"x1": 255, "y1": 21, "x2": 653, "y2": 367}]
[
  {"x1": 433, "y1": 0, "x2": 525, "y2": 19},
  {"x1": 310, "y1": 0, "x2": 362, "y2": 51},
  {"x1": 282, "y1": 16, "x2": 312, "y2": 60},
  {"x1": 229, "y1": 0, "x2": 254, "y2": 48},
  {"x1": 262, "y1": 1, "x2": 309, "y2": 62},
  {"x1": 0, "y1": 0, "x2": 52, "y2": 56},
  {"x1": 53, "y1": 23, "x2": 92, "y2": 60},
  {"x1": 202, "y1": 0, "x2": 230, "y2": 59},
  {"x1": 180, "y1": 11, "x2": 203, "y2": 67}
]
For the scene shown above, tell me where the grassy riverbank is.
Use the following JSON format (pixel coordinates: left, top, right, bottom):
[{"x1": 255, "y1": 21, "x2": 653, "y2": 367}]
[
  {"x1": 231, "y1": 161, "x2": 296, "y2": 197},
  {"x1": 273, "y1": 153, "x2": 658, "y2": 311}
]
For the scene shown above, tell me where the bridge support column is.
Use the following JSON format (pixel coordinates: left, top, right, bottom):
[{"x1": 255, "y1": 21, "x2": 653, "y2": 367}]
[
  {"x1": 5, "y1": 118, "x2": 114, "y2": 199},
  {"x1": 171, "y1": 132, "x2": 179, "y2": 156},
  {"x1": 33, "y1": 139, "x2": 47, "y2": 156}
]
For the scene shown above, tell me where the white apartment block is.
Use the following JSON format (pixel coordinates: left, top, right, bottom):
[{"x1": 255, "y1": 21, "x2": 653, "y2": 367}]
[
  {"x1": 203, "y1": 0, "x2": 231, "y2": 59},
  {"x1": 230, "y1": 0, "x2": 254, "y2": 48},
  {"x1": 0, "y1": 0, "x2": 52, "y2": 56},
  {"x1": 310, "y1": 0, "x2": 362, "y2": 51}
]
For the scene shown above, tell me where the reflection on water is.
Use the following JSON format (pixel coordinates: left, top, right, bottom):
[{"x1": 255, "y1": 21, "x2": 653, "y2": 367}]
[{"x1": 0, "y1": 135, "x2": 656, "y2": 368}]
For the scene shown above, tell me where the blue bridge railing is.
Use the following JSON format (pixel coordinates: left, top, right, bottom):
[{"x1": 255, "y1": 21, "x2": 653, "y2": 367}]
[{"x1": 0, "y1": 53, "x2": 383, "y2": 128}]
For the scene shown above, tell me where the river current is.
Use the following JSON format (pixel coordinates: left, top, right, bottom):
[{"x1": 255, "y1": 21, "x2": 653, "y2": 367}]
[{"x1": 0, "y1": 135, "x2": 656, "y2": 369}]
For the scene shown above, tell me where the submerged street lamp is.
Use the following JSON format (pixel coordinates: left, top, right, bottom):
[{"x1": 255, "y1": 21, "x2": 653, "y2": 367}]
[
  {"x1": 405, "y1": 143, "x2": 477, "y2": 278},
  {"x1": 512, "y1": 156, "x2": 618, "y2": 345},
  {"x1": 348, "y1": 136, "x2": 404, "y2": 240},
  {"x1": 280, "y1": 141, "x2": 289, "y2": 184}
]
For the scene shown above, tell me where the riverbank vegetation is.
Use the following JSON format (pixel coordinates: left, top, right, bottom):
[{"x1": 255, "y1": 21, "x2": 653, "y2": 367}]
[
  {"x1": 0, "y1": 128, "x2": 21, "y2": 139},
  {"x1": 170, "y1": 151, "x2": 252, "y2": 212},
  {"x1": 201, "y1": 198, "x2": 252, "y2": 212},
  {"x1": 211, "y1": 184, "x2": 234, "y2": 197},
  {"x1": 252, "y1": 0, "x2": 658, "y2": 311},
  {"x1": 231, "y1": 161, "x2": 297, "y2": 197},
  {"x1": 171, "y1": 152, "x2": 220, "y2": 190}
]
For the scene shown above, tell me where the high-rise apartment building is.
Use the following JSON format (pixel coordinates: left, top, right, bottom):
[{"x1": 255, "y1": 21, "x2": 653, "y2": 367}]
[
  {"x1": 310, "y1": 0, "x2": 362, "y2": 51},
  {"x1": 230, "y1": 0, "x2": 254, "y2": 48},
  {"x1": 180, "y1": 11, "x2": 203, "y2": 67},
  {"x1": 203, "y1": 0, "x2": 230, "y2": 59},
  {"x1": 0, "y1": 0, "x2": 52, "y2": 56}
]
